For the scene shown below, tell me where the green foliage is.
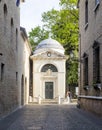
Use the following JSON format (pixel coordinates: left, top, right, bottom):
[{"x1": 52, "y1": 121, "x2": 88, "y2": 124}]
[
  {"x1": 28, "y1": 26, "x2": 49, "y2": 50},
  {"x1": 66, "y1": 59, "x2": 78, "y2": 85},
  {"x1": 42, "y1": 9, "x2": 60, "y2": 31},
  {"x1": 29, "y1": 0, "x2": 79, "y2": 86}
]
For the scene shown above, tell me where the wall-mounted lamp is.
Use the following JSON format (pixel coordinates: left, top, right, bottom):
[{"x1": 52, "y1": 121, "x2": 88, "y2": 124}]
[{"x1": 69, "y1": 51, "x2": 83, "y2": 63}]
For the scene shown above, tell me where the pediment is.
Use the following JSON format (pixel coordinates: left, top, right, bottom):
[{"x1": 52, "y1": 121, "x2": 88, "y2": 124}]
[{"x1": 32, "y1": 49, "x2": 66, "y2": 59}]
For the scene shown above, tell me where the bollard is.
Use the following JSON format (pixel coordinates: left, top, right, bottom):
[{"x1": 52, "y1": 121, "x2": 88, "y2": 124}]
[
  {"x1": 58, "y1": 95, "x2": 61, "y2": 104},
  {"x1": 38, "y1": 95, "x2": 41, "y2": 104},
  {"x1": 29, "y1": 96, "x2": 32, "y2": 102}
]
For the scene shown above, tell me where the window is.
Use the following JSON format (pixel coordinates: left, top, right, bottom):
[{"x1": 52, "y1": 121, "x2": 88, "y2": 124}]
[
  {"x1": 4, "y1": 4, "x2": 7, "y2": 15},
  {"x1": 41, "y1": 64, "x2": 58, "y2": 72},
  {"x1": 21, "y1": 75, "x2": 24, "y2": 105},
  {"x1": 11, "y1": 18, "x2": 14, "y2": 44},
  {"x1": 85, "y1": 0, "x2": 88, "y2": 27},
  {"x1": 4, "y1": 4, "x2": 7, "y2": 34},
  {"x1": 93, "y1": 41, "x2": 100, "y2": 83},
  {"x1": 83, "y1": 53, "x2": 88, "y2": 86},
  {"x1": 16, "y1": 28, "x2": 18, "y2": 51},
  {"x1": 11, "y1": 18, "x2": 14, "y2": 27},
  {"x1": 29, "y1": 60, "x2": 33, "y2": 96},
  {"x1": 16, "y1": 72, "x2": 18, "y2": 84},
  {"x1": 1, "y1": 63, "x2": 4, "y2": 81}
]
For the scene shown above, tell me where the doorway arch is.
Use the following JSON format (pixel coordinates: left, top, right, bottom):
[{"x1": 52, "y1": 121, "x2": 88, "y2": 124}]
[{"x1": 21, "y1": 75, "x2": 24, "y2": 105}]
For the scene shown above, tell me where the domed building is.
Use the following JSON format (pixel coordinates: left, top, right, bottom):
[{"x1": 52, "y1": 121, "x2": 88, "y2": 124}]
[{"x1": 30, "y1": 38, "x2": 67, "y2": 103}]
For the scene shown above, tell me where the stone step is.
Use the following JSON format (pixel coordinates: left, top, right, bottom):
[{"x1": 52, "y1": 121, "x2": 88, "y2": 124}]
[
  {"x1": 28, "y1": 102, "x2": 38, "y2": 105},
  {"x1": 28, "y1": 99, "x2": 58, "y2": 105},
  {"x1": 41, "y1": 99, "x2": 58, "y2": 104}
]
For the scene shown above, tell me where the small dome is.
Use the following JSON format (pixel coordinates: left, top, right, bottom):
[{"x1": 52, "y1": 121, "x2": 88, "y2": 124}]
[{"x1": 34, "y1": 38, "x2": 64, "y2": 54}]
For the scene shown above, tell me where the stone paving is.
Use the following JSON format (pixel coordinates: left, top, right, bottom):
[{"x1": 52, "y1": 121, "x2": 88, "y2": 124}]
[{"x1": 0, "y1": 104, "x2": 102, "y2": 130}]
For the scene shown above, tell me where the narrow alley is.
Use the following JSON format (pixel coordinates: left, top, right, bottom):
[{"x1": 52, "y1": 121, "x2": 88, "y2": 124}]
[{"x1": 0, "y1": 104, "x2": 102, "y2": 130}]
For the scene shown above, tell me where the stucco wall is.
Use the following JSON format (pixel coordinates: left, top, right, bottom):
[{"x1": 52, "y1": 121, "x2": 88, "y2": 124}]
[{"x1": 18, "y1": 31, "x2": 31, "y2": 105}]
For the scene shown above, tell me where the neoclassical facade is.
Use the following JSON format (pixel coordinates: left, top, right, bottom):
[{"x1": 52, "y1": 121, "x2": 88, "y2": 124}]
[{"x1": 30, "y1": 38, "x2": 66, "y2": 102}]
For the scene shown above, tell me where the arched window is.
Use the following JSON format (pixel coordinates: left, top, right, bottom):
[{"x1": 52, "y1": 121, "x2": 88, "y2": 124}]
[
  {"x1": 4, "y1": 4, "x2": 7, "y2": 34},
  {"x1": 4, "y1": 4, "x2": 7, "y2": 15},
  {"x1": 93, "y1": 41, "x2": 100, "y2": 83},
  {"x1": 16, "y1": 28, "x2": 18, "y2": 51},
  {"x1": 21, "y1": 75, "x2": 24, "y2": 105},
  {"x1": 11, "y1": 18, "x2": 14, "y2": 26},
  {"x1": 83, "y1": 53, "x2": 88, "y2": 86},
  {"x1": 41, "y1": 64, "x2": 58, "y2": 72},
  {"x1": 10, "y1": 18, "x2": 14, "y2": 44},
  {"x1": 85, "y1": 0, "x2": 88, "y2": 25}
]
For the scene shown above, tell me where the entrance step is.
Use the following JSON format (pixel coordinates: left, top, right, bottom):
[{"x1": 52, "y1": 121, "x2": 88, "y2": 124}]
[
  {"x1": 28, "y1": 102, "x2": 38, "y2": 105},
  {"x1": 28, "y1": 99, "x2": 58, "y2": 105},
  {"x1": 41, "y1": 99, "x2": 58, "y2": 104}
]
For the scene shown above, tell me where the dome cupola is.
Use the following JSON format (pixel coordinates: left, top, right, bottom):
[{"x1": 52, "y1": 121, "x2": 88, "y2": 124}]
[{"x1": 34, "y1": 38, "x2": 64, "y2": 54}]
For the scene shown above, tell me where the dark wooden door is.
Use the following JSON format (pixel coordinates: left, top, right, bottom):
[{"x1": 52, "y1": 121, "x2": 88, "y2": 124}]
[{"x1": 45, "y1": 82, "x2": 53, "y2": 99}]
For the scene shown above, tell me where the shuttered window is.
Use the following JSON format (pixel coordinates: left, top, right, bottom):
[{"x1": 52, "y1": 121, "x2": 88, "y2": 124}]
[
  {"x1": 93, "y1": 41, "x2": 100, "y2": 83},
  {"x1": 85, "y1": 0, "x2": 88, "y2": 24},
  {"x1": 83, "y1": 54, "x2": 88, "y2": 85},
  {"x1": 1, "y1": 63, "x2": 4, "y2": 81}
]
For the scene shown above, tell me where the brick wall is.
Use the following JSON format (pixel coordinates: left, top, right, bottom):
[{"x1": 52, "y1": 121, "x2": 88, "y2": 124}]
[
  {"x1": 0, "y1": 0, "x2": 21, "y2": 118},
  {"x1": 78, "y1": 0, "x2": 102, "y2": 115},
  {"x1": 79, "y1": 0, "x2": 102, "y2": 96}
]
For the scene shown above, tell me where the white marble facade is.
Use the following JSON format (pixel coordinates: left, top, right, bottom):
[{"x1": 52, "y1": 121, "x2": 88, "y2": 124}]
[{"x1": 30, "y1": 38, "x2": 66, "y2": 101}]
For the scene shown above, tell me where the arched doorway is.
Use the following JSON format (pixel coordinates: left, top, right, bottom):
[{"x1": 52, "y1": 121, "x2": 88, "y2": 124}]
[
  {"x1": 21, "y1": 75, "x2": 24, "y2": 105},
  {"x1": 41, "y1": 64, "x2": 58, "y2": 99}
]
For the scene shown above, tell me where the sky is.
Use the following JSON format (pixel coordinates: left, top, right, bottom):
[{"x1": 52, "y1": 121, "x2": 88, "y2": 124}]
[{"x1": 20, "y1": 0, "x2": 60, "y2": 34}]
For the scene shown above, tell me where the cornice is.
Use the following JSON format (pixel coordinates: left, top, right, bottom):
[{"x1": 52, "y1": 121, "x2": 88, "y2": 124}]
[
  {"x1": 30, "y1": 49, "x2": 67, "y2": 60},
  {"x1": 30, "y1": 56, "x2": 67, "y2": 61}
]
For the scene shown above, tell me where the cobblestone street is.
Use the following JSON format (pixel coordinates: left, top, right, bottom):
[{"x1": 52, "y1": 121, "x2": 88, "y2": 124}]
[{"x1": 0, "y1": 104, "x2": 102, "y2": 130}]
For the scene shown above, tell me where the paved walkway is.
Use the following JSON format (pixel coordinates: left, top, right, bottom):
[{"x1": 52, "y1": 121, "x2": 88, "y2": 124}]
[{"x1": 0, "y1": 104, "x2": 102, "y2": 130}]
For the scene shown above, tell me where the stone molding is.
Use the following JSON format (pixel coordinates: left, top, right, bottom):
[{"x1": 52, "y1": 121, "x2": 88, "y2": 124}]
[{"x1": 78, "y1": 95, "x2": 102, "y2": 100}]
